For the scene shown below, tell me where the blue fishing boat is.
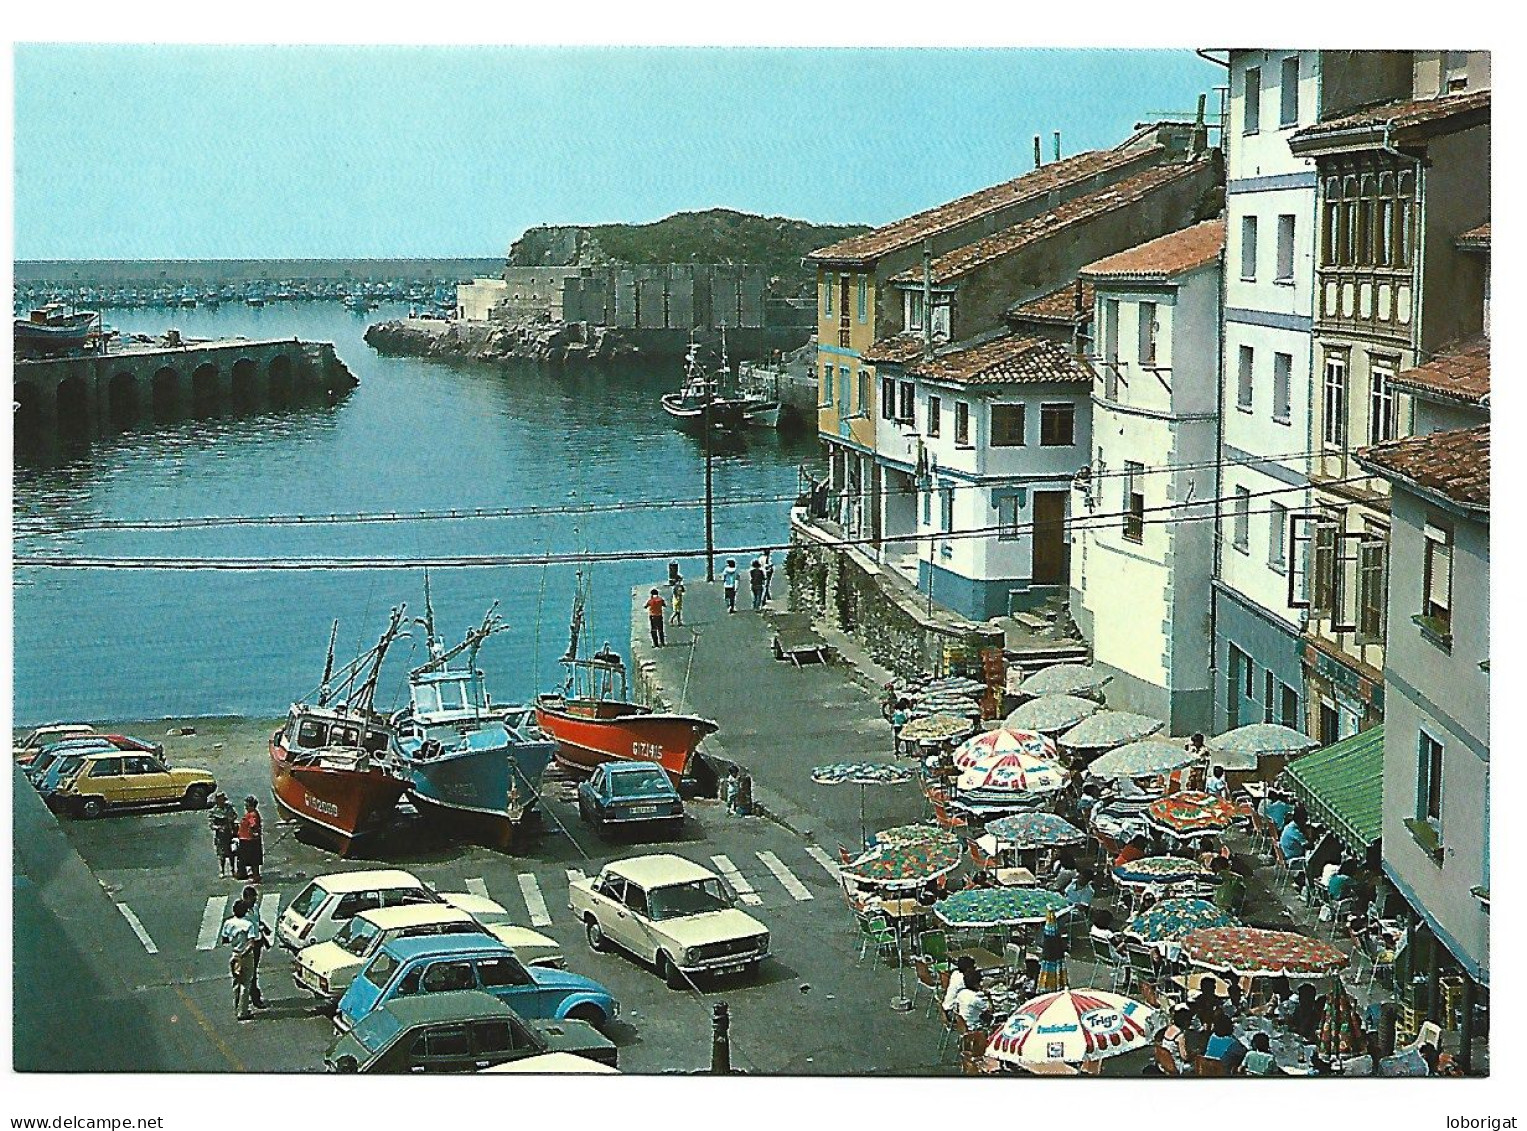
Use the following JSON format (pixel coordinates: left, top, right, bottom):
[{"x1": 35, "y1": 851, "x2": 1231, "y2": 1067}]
[{"x1": 391, "y1": 592, "x2": 554, "y2": 850}]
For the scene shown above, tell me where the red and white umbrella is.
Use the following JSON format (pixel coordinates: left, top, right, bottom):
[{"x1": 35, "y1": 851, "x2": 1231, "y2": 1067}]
[
  {"x1": 986, "y1": 988, "x2": 1161, "y2": 1067},
  {"x1": 951, "y1": 727, "x2": 1058, "y2": 770}
]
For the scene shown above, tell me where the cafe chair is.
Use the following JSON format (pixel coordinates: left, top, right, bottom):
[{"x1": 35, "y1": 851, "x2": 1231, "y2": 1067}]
[
  {"x1": 938, "y1": 1005, "x2": 971, "y2": 1061},
  {"x1": 858, "y1": 915, "x2": 897, "y2": 963},
  {"x1": 1153, "y1": 1045, "x2": 1182, "y2": 1076},
  {"x1": 919, "y1": 929, "x2": 950, "y2": 966},
  {"x1": 1194, "y1": 1056, "x2": 1227, "y2": 1077},
  {"x1": 959, "y1": 1030, "x2": 996, "y2": 1075},
  {"x1": 912, "y1": 955, "x2": 943, "y2": 1016}
]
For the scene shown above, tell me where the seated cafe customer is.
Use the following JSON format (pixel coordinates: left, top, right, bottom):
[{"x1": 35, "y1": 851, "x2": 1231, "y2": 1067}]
[
  {"x1": 1279, "y1": 819, "x2": 1309, "y2": 868},
  {"x1": 1160, "y1": 1007, "x2": 1202, "y2": 1073},
  {"x1": 1064, "y1": 870, "x2": 1095, "y2": 911},
  {"x1": 943, "y1": 955, "x2": 978, "y2": 1016},
  {"x1": 1242, "y1": 1031, "x2": 1278, "y2": 1075},
  {"x1": 1205, "y1": 1015, "x2": 1247, "y2": 1071},
  {"x1": 953, "y1": 970, "x2": 992, "y2": 1030}
]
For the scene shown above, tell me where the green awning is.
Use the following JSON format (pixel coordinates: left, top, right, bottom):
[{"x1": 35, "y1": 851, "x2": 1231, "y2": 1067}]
[{"x1": 1278, "y1": 725, "x2": 1384, "y2": 853}]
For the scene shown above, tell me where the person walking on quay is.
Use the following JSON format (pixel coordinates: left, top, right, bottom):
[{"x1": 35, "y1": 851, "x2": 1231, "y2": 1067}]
[
  {"x1": 208, "y1": 791, "x2": 237, "y2": 878},
  {"x1": 722, "y1": 558, "x2": 739, "y2": 613},
  {"x1": 219, "y1": 897, "x2": 260, "y2": 1022},
  {"x1": 749, "y1": 558, "x2": 766, "y2": 611},
  {"x1": 235, "y1": 796, "x2": 264, "y2": 884},
  {"x1": 241, "y1": 884, "x2": 272, "y2": 1010},
  {"x1": 670, "y1": 572, "x2": 685, "y2": 626},
  {"x1": 645, "y1": 588, "x2": 667, "y2": 647},
  {"x1": 762, "y1": 550, "x2": 775, "y2": 603}
]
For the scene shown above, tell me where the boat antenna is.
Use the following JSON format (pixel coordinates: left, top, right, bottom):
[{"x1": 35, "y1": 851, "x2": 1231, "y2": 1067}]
[
  {"x1": 317, "y1": 619, "x2": 340, "y2": 707},
  {"x1": 414, "y1": 569, "x2": 442, "y2": 659}
]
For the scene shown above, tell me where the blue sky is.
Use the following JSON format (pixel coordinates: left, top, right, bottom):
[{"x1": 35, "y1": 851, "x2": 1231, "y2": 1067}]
[{"x1": 15, "y1": 45, "x2": 1221, "y2": 260}]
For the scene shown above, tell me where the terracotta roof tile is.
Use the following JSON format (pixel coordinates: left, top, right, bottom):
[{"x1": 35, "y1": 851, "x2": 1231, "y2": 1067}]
[
  {"x1": 1458, "y1": 222, "x2": 1491, "y2": 250},
  {"x1": 1357, "y1": 425, "x2": 1489, "y2": 510},
  {"x1": 1008, "y1": 281, "x2": 1095, "y2": 325},
  {"x1": 888, "y1": 160, "x2": 1210, "y2": 286},
  {"x1": 864, "y1": 334, "x2": 929, "y2": 366},
  {"x1": 908, "y1": 334, "x2": 1088, "y2": 387},
  {"x1": 1391, "y1": 337, "x2": 1489, "y2": 405},
  {"x1": 807, "y1": 144, "x2": 1166, "y2": 266},
  {"x1": 1291, "y1": 88, "x2": 1490, "y2": 148},
  {"x1": 1079, "y1": 219, "x2": 1225, "y2": 282}
]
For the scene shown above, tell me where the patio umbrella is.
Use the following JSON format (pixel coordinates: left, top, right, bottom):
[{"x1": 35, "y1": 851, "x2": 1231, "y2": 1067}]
[
  {"x1": 1006, "y1": 694, "x2": 1100, "y2": 734},
  {"x1": 1111, "y1": 855, "x2": 1214, "y2": 888},
  {"x1": 841, "y1": 833, "x2": 963, "y2": 890},
  {"x1": 1208, "y1": 723, "x2": 1318, "y2": 772},
  {"x1": 1059, "y1": 711, "x2": 1165, "y2": 751},
  {"x1": 899, "y1": 712, "x2": 974, "y2": 745},
  {"x1": 1146, "y1": 790, "x2": 1240, "y2": 840},
  {"x1": 956, "y1": 757, "x2": 1069, "y2": 795},
  {"x1": 1017, "y1": 663, "x2": 1111, "y2": 698},
  {"x1": 1123, "y1": 898, "x2": 1237, "y2": 947},
  {"x1": 811, "y1": 761, "x2": 916, "y2": 849},
  {"x1": 986, "y1": 989, "x2": 1161, "y2": 1068},
  {"x1": 985, "y1": 812, "x2": 1087, "y2": 851},
  {"x1": 1181, "y1": 926, "x2": 1348, "y2": 978},
  {"x1": 951, "y1": 727, "x2": 1057, "y2": 770},
  {"x1": 934, "y1": 886, "x2": 1071, "y2": 929},
  {"x1": 1088, "y1": 740, "x2": 1199, "y2": 781},
  {"x1": 874, "y1": 822, "x2": 946, "y2": 848}
]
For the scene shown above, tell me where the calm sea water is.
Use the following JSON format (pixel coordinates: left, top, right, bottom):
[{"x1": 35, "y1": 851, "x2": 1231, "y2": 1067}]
[{"x1": 12, "y1": 301, "x2": 814, "y2": 725}]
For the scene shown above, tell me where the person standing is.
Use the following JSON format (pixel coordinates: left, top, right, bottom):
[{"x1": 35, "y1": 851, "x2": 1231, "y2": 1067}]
[
  {"x1": 208, "y1": 791, "x2": 237, "y2": 878},
  {"x1": 762, "y1": 551, "x2": 775, "y2": 603},
  {"x1": 645, "y1": 588, "x2": 667, "y2": 646},
  {"x1": 669, "y1": 572, "x2": 685, "y2": 625},
  {"x1": 722, "y1": 558, "x2": 739, "y2": 613},
  {"x1": 219, "y1": 897, "x2": 260, "y2": 1022},
  {"x1": 236, "y1": 796, "x2": 264, "y2": 884},
  {"x1": 241, "y1": 883, "x2": 271, "y2": 1009},
  {"x1": 749, "y1": 558, "x2": 766, "y2": 611},
  {"x1": 1036, "y1": 908, "x2": 1069, "y2": 992}
]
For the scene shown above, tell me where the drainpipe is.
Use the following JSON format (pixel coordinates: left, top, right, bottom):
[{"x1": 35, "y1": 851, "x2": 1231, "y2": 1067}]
[
  {"x1": 922, "y1": 242, "x2": 934, "y2": 359},
  {"x1": 1208, "y1": 245, "x2": 1228, "y2": 705}
]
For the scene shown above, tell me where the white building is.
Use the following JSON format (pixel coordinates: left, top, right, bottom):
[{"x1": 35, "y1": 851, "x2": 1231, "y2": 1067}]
[
  {"x1": 456, "y1": 277, "x2": 508, "y2": 321},
  {"x1": 1070, "y1": 220, "x2": 1224, "y2": 733}
]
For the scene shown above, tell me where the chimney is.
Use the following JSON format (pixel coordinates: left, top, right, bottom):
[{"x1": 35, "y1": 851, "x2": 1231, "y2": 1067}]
[
  {"x1": 1053, "y1": 131, "x2": 1062, "y2": 162},
  {"x1": 1033, "y1": 135, "x2": 1042, "y2": 169},
  {"x1": 1193, "y1": 93, "x2": 1209, "y2": 155},
  {"x1": 921, "y1": 241, "x2": 935, "y2": 359}
]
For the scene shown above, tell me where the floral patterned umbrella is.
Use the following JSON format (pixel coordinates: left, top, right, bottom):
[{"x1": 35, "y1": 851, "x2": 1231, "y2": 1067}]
[
  {"x1": 956, "y1": 757, "x2": 1069, "y2": 795},
  {"x1": 934, "y1": 886, "x2": 1070, "y2": 929},
  {"x1": 1088, "y1": 740, "x2": 1199, "y2": 781},
  {"x1": 1017, "y1": 663, "x2": 1111, "y2": 699},
  {"x1": 1124, "y1": 898, "x2": 1238, "y2": 946},
  {"x1": 951, "y1": 727, "x2": 1057, "y2": 770},
  {"x1": 987, "y1": 989, "x2": 1161, "y2": 1067},
  {"x1": 985, "y1": 812, "x2": 1087, "y2": 850},
  {"x1": 841, "y1": 833, "x2": 963, "y2": 889},
  {"x1": 1112, "y1": 855, "x2": 1214, "y2": 887},
  {"x1": 1059, "y1": 711, "x2": 1165, "y2": 752},
  {"x1": 1146, "y1": 791, "x2": 1241, "y2": 839},
  {"x1": 1007, "y1": 695, "x2": 1100, "y2": 734},
  {"x1": 1182, "y1": 927, "x2": 1349, "y2": 978},
  {"x1": 811, "y1": 762, "x2": 916, "y2": 849}
]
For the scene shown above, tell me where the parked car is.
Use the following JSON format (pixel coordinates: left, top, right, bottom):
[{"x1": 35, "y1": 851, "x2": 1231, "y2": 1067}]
[
  {"x1": 569, "y1": 853, "x2": 769, "y2": 989},
  {"x1": 325, "y1": 990, "x2": 616, "y2": 1074},
  {"x1": 24, "y1": 733, "x2": 163, "y2": 775},
  {"x1": 27, "y1": 739, "x2": 115, "y2": 787},
  {"x1": 294, "y1": 902, "x2": 564, "y2": 1004},
  {"x1": 13, "y1": 723, "x2": 95, "y2": 765},
  {"x1": 278, "y1": 870, "x2": 438, "y2": 952},
  {"x1": 334, "y1": 935, "x2": 617, "y2": 1035},
  {"x1": 51, "y1": 751, "x2": 216, "y2": 819},
  {"x1": 436, "y1": 893, "x2": 565, "y2": 968},
  {"x1": 576, "y1": 762, "x2": 684, "y2": 835}
]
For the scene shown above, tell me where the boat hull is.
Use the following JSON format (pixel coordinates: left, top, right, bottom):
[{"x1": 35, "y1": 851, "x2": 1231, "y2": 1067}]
[
  {"x1": 268, "y1": 736, "x2": 408, "y2": 855},
  {"x1": 743, "y1": 401, "x2": 781, "y2": 429},
  {"x1": 660, "y1": 394, "x2": 747, "y2": 430},
  {"x1": 534, "y1": 696, "x2": 717, "y2": 782},
  {"x1": 396, "y1": 730, "x2": 555, "y2": 851}
]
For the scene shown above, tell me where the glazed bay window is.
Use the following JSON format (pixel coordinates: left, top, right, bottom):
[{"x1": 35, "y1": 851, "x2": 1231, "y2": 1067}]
[
  {"x1": 990, "y1": 403, "x2": 1025, "y2": 447},
  {"x1": 857, "y1": 369, "x2": 871, "y2": 416},
  {"x1": 821, "y1": 362, "x2": 834, "y2": 406},
  {"x1": 1237, "y1": 345, "x2": 1254, "y2": 411},
  {"x1": 1323, "y1": 355, "x2": 1347, "y2": 449},
  {"x1": 1268, "y1": 501, "x2": 1288, "y2": 573},
  {"x1": 954, "y1": 401, "x2": 971, "y2": 447},
  {"x1": 898, "y1": 381, "x2": 915, "y2": 424},
  {"x1": 1369, "y1": 364, "x2": 1398, "y2": 444},
  {"x1": 856, "y1": 275, "x2": 868, "y2": 323},
  {"x1": 1356, "y1": 538, "x2": 1388, "y2": 644},
  {"x1": 927, "y1": 395, "x2": 942, "y2": 437},
  {"x1": 1138, "y1": 303, "x2": 1158, "y2": 366},
  {"x1": 1232, "y1": 487, "x2": 1251, "y2": 553},
  {"x1": 1039, "y1": 402, "x2": 1076, "y2": 447},
  {"x1": 1419, "y1": 522, "x2": 1453, "y2": 643},
  {"x1": 1279, "y1": 56, "x2": 1300, "y2": 126},
  {"x1": 1416, "y1": 731, "x2": 1444, "y2": 839},
  {"x1": 1272, "y1": 352, "x2": 1292, "y2": 423},
  {"x1": 997, "y1": 495, "x2": 1021, "y2": 541},
  {"x1": 1123, "y1": 462, "x2": 1145, "y2": 543},
  {"x1": 881, "y1": 377, "x2": 896, "y2": 421},
  {"x1": 1240, "y1": 215, "x2": 1258, "y2": 281},
  {"x1": 1243, "y1": 65, "x2": 1261, "y2": 133},
  {"x1": 1276, "y1": 214, "x2": 1295, "y2": 282}
]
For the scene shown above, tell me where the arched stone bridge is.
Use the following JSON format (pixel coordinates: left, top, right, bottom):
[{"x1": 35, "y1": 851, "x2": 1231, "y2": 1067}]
[{"x1": 13, "y1": 337, "x2": 358, "y2": 434}]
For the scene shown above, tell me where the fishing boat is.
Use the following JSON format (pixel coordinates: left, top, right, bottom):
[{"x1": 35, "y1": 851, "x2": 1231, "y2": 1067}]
[
  {"x1": 14, "y1": 304, "x2": 99, "y2": 357},
  {"x1": 660, "y1": 335, "x2": 752, "y2": 430},
  {"x1": 534, "y1": 573, "x2": 718, "y2": 783},
  {"x1": 391, "y1": 591, "x2": 555, "y2": 850},
  {"x1": 269, "y1": 610, "x2": 410, "y2": 854}
]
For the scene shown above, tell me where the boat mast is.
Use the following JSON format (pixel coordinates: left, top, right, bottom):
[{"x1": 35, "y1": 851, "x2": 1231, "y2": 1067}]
[
  {"x1": 317, "y1": 619, "x2": 340, "y2": 707},
  {"x1": 354, "y1": 604, "x2": 408, "y2": 715},
  {"x1": 409, "y1": 602, "x2": 507, "y2": 680},
  {"x1": 414, "y1": 569, "x2": 442, "y2": 661}
]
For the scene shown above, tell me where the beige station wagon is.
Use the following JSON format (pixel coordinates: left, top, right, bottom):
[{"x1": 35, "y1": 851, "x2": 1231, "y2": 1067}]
[{"x1": 568, "y1": 854, "x2": 769, "y2": 989}]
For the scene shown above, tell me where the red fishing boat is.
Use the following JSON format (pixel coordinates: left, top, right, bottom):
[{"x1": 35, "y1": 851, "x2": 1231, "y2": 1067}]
[
  {"x1": 534, "y1": 575, "x2": 717, "y2": 782},
  {"x1": 269, "y1": 609, "x2": 410, "y2": 855}
]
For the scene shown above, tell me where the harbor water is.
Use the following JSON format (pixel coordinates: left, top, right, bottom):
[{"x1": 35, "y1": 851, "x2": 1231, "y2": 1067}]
[{"x1": 12, "y1": 301, "x2": 816, "y2": 725}]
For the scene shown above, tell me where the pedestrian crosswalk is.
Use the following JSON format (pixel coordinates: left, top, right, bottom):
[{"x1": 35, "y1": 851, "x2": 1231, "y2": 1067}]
[{"x1": 129, "y1": 842, "x2": 837, "y2": 956}]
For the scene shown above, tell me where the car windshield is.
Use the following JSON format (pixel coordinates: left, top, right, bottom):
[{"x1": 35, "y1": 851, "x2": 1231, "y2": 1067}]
[
  {"x1": 648, "y1": 878, "x2": 731, "y2": 920},
  {"x1": 609, "y1": 769, "x2": 669, "y2": 798},
  {"x1": 336, "y1": 917, "x2": 382, "y2": 957},
  {"x1": 361, "y1": 951, "x2": 399, "y2": 990},
  {"x1": 288, "y1": 882, "x2": 329, "y2": 921},
  {"x1": 53, "y1": 755, "x2": 86, "y2": 781}
]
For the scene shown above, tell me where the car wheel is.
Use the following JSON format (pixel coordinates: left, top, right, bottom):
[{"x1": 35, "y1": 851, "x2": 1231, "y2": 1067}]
[
  {"x1": 79, "y1": 797, "x2": 105, "y2": 820},
  {"x1": 564, "y1": 1002, "x2": 607, "y2": 1029},
  {"x1": 182, "y1": 784, "x2": 212, "y2": 810},
  {"x1": 660, "y1": 951, "x2": 687, "y2": 990},
  {"x1": 585, "y1": 917, "x2": 607, "y2": 953}
]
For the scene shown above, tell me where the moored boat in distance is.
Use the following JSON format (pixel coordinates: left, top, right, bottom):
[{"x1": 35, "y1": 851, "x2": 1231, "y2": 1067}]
[
  {"x1": 660, "y1": 338, "x2": 750, "y2": 431},
  {"x1": 14, "y1": 304, "x2": 100, "y2": 357},
  {"x1": 269, "y1": 610, "x2": 410, "y2": 855}
]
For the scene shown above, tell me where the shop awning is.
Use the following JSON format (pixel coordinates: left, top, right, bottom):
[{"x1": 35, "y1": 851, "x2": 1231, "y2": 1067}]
[{"x1": 1278, "y1": 725, "x2": 1384, "y2": 853}]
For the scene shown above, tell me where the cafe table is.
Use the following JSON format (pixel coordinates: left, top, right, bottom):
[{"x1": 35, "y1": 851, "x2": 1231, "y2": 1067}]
[{"x1": 996, "y1": 867, "x2": 1039, "y2": 888}]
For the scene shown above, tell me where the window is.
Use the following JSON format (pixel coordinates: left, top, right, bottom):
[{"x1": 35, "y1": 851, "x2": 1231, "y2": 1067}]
[
  {"x1": 1138, "y1": 303, "x2": 1158, "y2": 365},
  {"x1": 1237, "y1": 345, "x2": 1254, "y2": 411},
  {"x1": 997, "y1": 496, "x2": 1021, "y2": 542},
  {"x1": 1269, "y1": 502, "x2": 1288, "y2": 572},
  {"x1": 1357, "y1": 177, "x2": 1374, "y2": 264},
  {"x1": 1357, "y1": 538, "x2": 1388, "y2": 643},
  {"x1": 1040, "y1": 403, "x2": 1076, "y2": 447},
  {"x1": 906, "y1": 291, "x2": 923, "y2": 331},
  {"x1": 1322, "y1": 179, "x2": 1340, "y2": 268},
  {"x1": 1103, "y1": 298, "x2": 1120, "y2": 399},
  {"x1": 1276, "y1": 214, "x2": 1295, "y2": 281},
  {"x1": 1279, "y1": 56, "x2": 1300, "y2": 126},
  {"x1": 1281, "y1": 684, "x2": 1300, "y2": 729},
  {"x1": 472, "y1": 1021, "x2": 518, "y2": 1055},
  {"x1": 418, "y1": 1026, "x2": 472, "y2": 1060},
  {"x1": 881, "y1": 377, "x2": 896, "y2": 420},
  {"x1": 954, "y1": 401, "x2": 971, "y2": 447},
  {"x1": 1240, "y1": 216, "x2": 1258, "y2": 280},
  {"x1": 1123, "y1": 462, "x2": 1144, "y2": 543},
  {"x1": 1443, "y1": 50, "x2": 1470, "y2": 92},
  {"x1": 990, "y1": 403, "x2": 1024, "y2": 447},
  {"x1": 1342, "y1": 179, "x2": 1358, "y2": 265},
  {"x1": 1323, "y1": 355, "x2": 1347, "y2": 448},
  {"x1": 821, "y1": 362, "x2": 833, "y2": 406},
  {"x1": 87, "y1": 756, "x2": 124, "y2": 778},
  {"x1": 477, "y1": 956, "x2": 532, "y2": 987},
  {"x1": 857, "y1": 369, "x2": 870, "y2": 416},
  {"x1": 1417, "y1": 732, "x2": 1443, "y2": 826},
  {"x1": 1421, "y1": 522, "x2": 1453, "y2": 638},
  {"x1": 839, "y1": 368, "x2": 850, "y2": 413},
  {"x1": 898, "y1": 381, "x2": 915, "y2": 423},
  {"x1": 823, "y1": 277, "x2": 832, "y2": 317},
  {"x1": 922, "y1": 488, "x2": 931, "y2": 526},
  {"x1": 1232, "y1": 487, "x2": 1251, "y2": 553},
  {"x1": 940, "y1": 486, "x2": 954, "y2": 533},
  {"x1": 856, "y1": 275, "x2": 868, "y2": 323},
  {"x1": 1263, "y1": 671, "x2": 1277, "y2": 723},
  {"x1": 422, "y1": 961, "x2": 475, "y2": 993},
  {"x1": 1243, "y1": 66, "x2": 1261, "y2": 133},
  {"x1": 1272, "y1": 352, "x2": 1292, "y2": 423},
  {"x1": 1311, "y1": 519, "x2": 1337, "y2": 616},
  {"x1": 1369, "y1": 364, "x2": 1398, "y2": 444},
  {"x1": 927, "y1": 395, "x2": 942, "y2": 437}
]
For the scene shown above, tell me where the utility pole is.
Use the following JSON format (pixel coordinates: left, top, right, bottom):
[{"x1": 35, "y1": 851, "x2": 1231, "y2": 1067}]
[{"x1": 704, "y1": 354, "x2": 716, "y2": 582}]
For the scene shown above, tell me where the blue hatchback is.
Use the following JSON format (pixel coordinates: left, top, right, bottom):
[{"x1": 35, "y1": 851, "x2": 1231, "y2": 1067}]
[
  {"x1": 335, "y1": 935, "x2": 618, "y2": 1035},
  {"x1": 577, "y1": 762, "x2": 684, "y2": 836}
]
